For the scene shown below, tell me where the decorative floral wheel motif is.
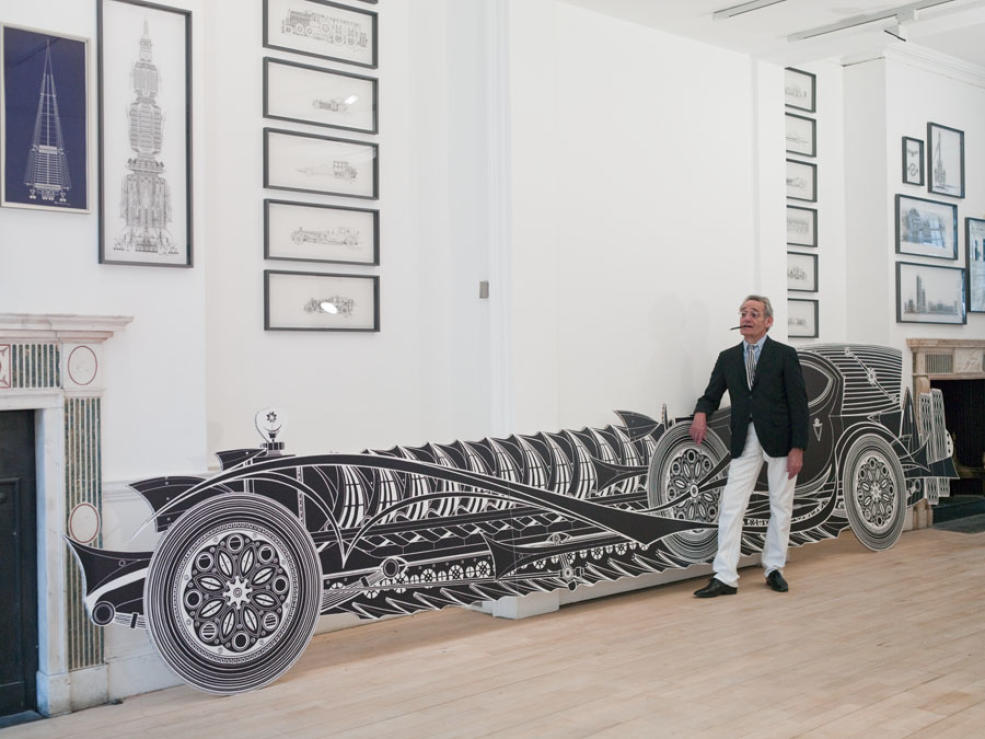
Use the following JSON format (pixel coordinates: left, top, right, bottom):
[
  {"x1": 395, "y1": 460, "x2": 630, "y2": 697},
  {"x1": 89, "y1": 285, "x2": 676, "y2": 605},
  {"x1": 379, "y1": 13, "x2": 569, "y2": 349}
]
[
  {"x1": 145, "y1": 495, "x2": 321, "y2": 694},
  {"x1": 178, "y1": 532, "x2": 292, "y2": 658},
  {"x1": 841, "y1": 434, "x2": 906, "y2": 551},
  {"x1": 648, "y1": 423, "x2": 729, "y2": 563}
]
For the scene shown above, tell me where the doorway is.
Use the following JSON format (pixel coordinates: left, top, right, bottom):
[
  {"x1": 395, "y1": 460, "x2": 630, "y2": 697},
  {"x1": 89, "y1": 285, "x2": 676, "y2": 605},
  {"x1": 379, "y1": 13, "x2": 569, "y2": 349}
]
[{"x1": 0, "y1": 411, "x2": 38, "y2": 719}]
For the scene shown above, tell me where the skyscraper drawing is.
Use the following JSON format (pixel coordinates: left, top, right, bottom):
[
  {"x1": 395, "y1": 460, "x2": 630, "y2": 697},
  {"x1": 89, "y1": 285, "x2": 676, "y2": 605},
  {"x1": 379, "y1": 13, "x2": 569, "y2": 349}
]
[
  {"x1": 25, "y1": 41, "x2": 72, "y2": 204},
  {"x1": 115, "y1": 21, "x2": 175, "y2": 255}
]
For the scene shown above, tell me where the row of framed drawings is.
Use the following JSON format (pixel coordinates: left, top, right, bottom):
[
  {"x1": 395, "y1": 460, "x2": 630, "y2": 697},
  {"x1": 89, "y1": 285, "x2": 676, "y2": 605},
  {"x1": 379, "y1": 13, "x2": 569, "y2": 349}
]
[
  {"x1": 261, "y1": 0, "x2": 381, "y2": 332},
  {"x1": 901, "y1": 123, "x2": 965, "y2": 198},
  {"x1": 0, "y1": 1, "x2": 193, "y2": 267},
  {"x1": 785, "y1": 69, "x2": 820, "y2": 339}
]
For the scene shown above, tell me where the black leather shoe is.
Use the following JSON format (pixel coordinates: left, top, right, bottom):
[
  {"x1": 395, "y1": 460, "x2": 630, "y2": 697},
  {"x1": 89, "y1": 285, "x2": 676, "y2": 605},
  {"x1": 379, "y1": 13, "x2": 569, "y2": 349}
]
[
  {"x1": 694, "y1": 577, "x2": 737, "y2": 598},
  {"x1": 765, "y1": 570, "x2": 789, "y2": 592}
]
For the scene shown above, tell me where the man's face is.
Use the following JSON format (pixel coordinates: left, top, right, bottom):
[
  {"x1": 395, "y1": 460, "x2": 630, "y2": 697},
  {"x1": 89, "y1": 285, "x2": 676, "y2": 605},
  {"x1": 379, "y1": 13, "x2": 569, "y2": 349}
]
[{"x1": 739, "y1": 299, "x2": 773, "y2": 343}]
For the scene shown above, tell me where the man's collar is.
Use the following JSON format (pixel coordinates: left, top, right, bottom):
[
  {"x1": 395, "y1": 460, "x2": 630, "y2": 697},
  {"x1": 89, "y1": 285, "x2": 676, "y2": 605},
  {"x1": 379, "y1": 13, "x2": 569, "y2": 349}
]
[{"x1": 743, "y1": 334, "x2": 768, "y2": 350}]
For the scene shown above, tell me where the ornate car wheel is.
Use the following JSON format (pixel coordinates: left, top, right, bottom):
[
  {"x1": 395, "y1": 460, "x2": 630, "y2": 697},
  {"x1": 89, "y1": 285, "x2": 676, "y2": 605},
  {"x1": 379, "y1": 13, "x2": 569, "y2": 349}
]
[
  {"x1": 145, "y1": 494, "x2": 321, "y2": 694},
  {"x1": 841, "y1": 434, "x2": 906, "y2": 551},
  {"x1": 647, "y1": 424, "x2": 729, "y2": 563}
]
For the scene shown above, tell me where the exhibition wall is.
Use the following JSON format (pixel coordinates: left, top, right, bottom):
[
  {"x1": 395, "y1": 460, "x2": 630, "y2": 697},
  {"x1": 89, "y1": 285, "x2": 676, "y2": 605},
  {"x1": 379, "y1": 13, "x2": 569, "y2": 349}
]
[{"x1": 2, "y1": 0, "x2": 983, "y2": 707}]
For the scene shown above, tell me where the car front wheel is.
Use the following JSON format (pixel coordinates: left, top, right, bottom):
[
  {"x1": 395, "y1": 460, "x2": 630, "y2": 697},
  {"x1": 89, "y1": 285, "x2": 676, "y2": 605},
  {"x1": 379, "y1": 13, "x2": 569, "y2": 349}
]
[{"x1": 145, "y1": 494, "x2": 321, "y2": 694}]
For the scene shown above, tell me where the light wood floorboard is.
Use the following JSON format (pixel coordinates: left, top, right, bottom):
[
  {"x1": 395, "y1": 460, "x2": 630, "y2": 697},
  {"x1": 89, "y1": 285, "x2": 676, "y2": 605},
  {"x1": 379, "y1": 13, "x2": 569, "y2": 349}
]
[{"x1": 6, "y1": 527, "x2": 984, "y2": 738}]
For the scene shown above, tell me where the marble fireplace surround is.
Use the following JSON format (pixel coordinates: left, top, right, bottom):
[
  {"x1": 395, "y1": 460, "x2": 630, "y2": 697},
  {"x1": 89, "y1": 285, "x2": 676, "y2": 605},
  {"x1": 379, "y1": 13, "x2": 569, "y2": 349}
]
[
  {"x1": 908, "y1": 338, "x2": 985, "y2": 526},
  {"x1": 0, "y1": 313, "x2": 131, "y2": 716}
]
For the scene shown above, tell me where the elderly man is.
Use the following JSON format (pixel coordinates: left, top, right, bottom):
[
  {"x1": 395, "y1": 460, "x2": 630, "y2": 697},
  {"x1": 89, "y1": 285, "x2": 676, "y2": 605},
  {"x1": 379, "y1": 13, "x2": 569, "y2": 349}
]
[{"x1": 689, "y1": 295, "x2": 809, "y2": 597}]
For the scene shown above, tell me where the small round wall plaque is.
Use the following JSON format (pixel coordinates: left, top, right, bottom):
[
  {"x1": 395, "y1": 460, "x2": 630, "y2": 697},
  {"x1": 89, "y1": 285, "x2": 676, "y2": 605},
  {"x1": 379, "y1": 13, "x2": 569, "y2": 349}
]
[
  {"x1": 69, "y1": 502, "x2": 101, "y2": 544},
  {"x1": 67, "y1": 345, "x2": 98, "y2": 386}
]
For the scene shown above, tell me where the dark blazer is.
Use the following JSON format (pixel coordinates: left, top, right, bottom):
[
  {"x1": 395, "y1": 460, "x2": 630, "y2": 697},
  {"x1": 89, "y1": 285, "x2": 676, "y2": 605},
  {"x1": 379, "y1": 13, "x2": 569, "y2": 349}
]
[{"x1": 694, "y1": 335, "x2": 809, "y2": 458}]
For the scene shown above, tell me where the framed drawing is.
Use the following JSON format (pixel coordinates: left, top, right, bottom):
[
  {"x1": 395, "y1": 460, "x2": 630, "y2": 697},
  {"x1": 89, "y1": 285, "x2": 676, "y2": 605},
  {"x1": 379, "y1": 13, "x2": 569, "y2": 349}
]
[
  {"x1": 927, "y1": 122, "x2": 964, "y2": 198},
  {"x1": 264, "y1": 270, "x2": 379, "y2": 332},
  {"x1": 901, "y1": 137, "x2": 923, "y2": 186},
  {"x1": 264, "y1": 199, "x2": 379, "y2": 265},
  {"x1": 787, "y1": 252, "x2": 817, "y2": 292},
  {"x1": 895, "y1": 194, "x2": 957, "y2": 260},
  {"x1": 98, "y1": 0, "x2": 191, "y2": 267},
  {"x1": 263, "y1": 0, "x2": 377, "y2": 69},
  {"x1": 966, "y1": 217, "x2": 985, "y2": 313},
  {"x1": 788, "y1": 299, "x2": 818, "y2": 338},
  {"x1": 786, "y1": 159, "x2": 816, "y2": 202},
  {"x1": 1, "y1": 25, "x2": 90, "y2": 212},
  {"x1": 785, "y1": 113, "x2": 815, "y2": 157},
  {"x1": 896, "y1": 261, "x2": 966, "y2": 325},
  {"x1": 784, "y1": 67, "x2": 815, "y2": 112},
  {"x1": 786, "y1": 206, "x2": 816, "y2": 247},
  {"x1": 263, "y1": 57, "x2": 378, "y2": 134},
  {"x1": 264, "y1": 127, "x2": 378, "y2": 199}
]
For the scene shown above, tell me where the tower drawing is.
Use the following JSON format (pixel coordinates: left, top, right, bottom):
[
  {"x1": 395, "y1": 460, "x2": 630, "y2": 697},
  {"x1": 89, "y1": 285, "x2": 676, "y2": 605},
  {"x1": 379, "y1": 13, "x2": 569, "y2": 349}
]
[
  {"x1": 115, "y1": 21, "x2": 175, "y2": 255},
  {"x1": 915, "y1": 275, "x2": 926, "y2": 313},
  {"x1": 932, "y1": 135, "x2": 946, "y2": 189},
  {"x1": 25, "y1": 41, "x2": 72, "y2": 203}
]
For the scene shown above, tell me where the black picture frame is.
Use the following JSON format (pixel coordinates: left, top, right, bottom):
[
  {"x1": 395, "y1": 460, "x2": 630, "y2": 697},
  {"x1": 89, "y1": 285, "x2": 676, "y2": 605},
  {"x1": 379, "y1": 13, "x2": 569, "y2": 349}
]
[
  {"x1": 784, "y1": 67, "x2": 815, "y2": 112},
  {"x1": 263, "y1": 127, "x2": 379, "y2": 199},
  {"x1": 785, "y1": 113, "x2": 816, "y2": 157},
  {"x1": 788, "y1": 299, "x2": 818, "y2": 338},
  {"x1": 927, "y1": 122, "x2": 964, "y2": 198},
  {"x1": 901, "y1": 137, "x2": 924, "y2": 186},
  {"x1": 97, "y1": 0, "x2": 192, "y2": 267},
  {"x1": 264, "y1": 269, "x2": 380, "y2": 332},
  {"x1": 896, "y1": 261, "x2": 966, "y2": 325},
  {"x1": 1, "y1": 25, "x2": 90, "y2": 213},
  {"x1": 786, "y1": 205, "x2": 817, "y2": 247},
  {"x1": 786, "y1": 159, "x2": 816, "y2": 202},
  {"x1": 263, "y1": 57, "x2": 378, "y2": 134},
  {"x1": 787, "y1": 252, "x2": 818, "y2": 293},
  {"x1": 263, "y1": 0, "x2": 377, "y2": 69},
  {"x1": 264, "y1": 199, "x2": 379, "y2": 266},
  {"x1": 966, "y1": 217, "x2": 985, "y2": 313},
  {"x1": 895, "y1": 193, "x2": 958, "y2": 261}
]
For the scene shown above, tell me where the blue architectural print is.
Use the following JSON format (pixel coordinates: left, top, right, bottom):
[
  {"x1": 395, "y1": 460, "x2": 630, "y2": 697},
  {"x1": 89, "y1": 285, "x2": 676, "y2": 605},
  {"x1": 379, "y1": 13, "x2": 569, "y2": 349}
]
[{"x1": 2, "y1": 27, "x2": 87, "y2": 211}]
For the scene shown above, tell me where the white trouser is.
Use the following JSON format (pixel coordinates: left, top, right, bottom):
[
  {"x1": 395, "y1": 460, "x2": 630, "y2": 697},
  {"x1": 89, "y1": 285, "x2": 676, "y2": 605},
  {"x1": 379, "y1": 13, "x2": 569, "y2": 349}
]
[{"x1": 712, "y1": 423, "x2": 797, "y2": 587}]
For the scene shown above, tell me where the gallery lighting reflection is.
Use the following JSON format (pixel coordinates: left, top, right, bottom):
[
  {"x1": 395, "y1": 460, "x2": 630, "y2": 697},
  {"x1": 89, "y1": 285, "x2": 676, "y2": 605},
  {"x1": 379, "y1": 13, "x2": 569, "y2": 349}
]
[
  {"x1": 319, "y1": 301, "x2": 339, "y2": 314},
  {"x1": 344, "y1": 95, "x2": 359, "y2": 105}
]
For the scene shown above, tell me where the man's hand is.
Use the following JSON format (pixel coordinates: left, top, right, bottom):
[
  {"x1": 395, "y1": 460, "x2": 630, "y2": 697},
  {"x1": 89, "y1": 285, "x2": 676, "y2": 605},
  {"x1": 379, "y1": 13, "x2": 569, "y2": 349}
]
[
  {"x1": 787, "y1": 448, "x2": 803, "y2": 479},
  {"x1": 689, "y1": 412, "x2": 707, "y2": 444}
]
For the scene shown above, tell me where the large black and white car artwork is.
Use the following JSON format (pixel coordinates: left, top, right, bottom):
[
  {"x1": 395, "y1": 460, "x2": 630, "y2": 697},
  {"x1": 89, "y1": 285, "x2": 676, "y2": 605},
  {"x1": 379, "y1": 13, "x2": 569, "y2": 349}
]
[{"x1": 69, "y1": 345, "x2": 956, "y2": 694}]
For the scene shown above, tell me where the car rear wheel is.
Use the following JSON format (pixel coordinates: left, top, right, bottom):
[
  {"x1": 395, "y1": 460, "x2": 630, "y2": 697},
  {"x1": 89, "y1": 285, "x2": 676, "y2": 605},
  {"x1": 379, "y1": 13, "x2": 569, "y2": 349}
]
[
  {"x1": 841, "y1": 434, "x2": 906, "y2": 551},
  {"x1": 145, "y1": 494, "x2": 321, "y2": 694},
  {"x1": 647, "y1": 424, "x2": 729, "y2": 563}
]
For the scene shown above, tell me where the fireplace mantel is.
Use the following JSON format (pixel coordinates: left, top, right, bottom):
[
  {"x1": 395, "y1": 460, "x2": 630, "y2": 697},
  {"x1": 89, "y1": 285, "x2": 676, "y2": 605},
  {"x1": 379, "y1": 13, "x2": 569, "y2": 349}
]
[
  {"x1": 907, "y1": 339, "x2": 985, "y2": 391},
  {"x1": 0, "y1": 313, "x2": 131, "y2": 715}
]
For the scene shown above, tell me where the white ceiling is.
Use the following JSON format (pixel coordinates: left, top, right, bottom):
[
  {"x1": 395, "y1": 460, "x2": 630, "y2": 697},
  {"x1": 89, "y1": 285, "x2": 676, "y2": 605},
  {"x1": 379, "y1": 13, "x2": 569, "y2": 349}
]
[{"x1": 559, "y1": 0, "x2": 985, "y2": 69}]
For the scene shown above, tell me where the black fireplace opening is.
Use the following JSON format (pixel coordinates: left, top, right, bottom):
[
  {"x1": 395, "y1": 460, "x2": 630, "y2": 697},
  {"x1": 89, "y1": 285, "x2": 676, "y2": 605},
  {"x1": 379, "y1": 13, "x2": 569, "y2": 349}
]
[{"x1": 931, "y1": 379, "x2": 985, "y2": 518}]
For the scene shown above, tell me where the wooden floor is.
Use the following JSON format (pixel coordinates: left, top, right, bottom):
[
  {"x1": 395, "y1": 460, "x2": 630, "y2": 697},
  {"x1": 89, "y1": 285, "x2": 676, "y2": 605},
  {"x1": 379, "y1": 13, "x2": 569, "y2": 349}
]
[{"x1": 9, "y1": 527, "x2": 985, "y2": 738}]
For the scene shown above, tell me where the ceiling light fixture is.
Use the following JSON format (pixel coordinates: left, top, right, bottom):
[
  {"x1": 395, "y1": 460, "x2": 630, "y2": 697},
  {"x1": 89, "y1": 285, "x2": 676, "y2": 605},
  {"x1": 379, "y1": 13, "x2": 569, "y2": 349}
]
[
  {"x1": 788, "y1": 0, "x2": 954, "y2": 41},
  {"x1": 713, "y1": 0, "x2": 788, "y2": 20}
]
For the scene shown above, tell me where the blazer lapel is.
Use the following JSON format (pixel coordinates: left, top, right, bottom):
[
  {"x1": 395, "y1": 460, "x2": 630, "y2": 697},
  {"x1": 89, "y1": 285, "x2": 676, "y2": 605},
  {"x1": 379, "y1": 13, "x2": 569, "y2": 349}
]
[{"x1": 752, "y1": 336, "x2": 775, "y2": 388}]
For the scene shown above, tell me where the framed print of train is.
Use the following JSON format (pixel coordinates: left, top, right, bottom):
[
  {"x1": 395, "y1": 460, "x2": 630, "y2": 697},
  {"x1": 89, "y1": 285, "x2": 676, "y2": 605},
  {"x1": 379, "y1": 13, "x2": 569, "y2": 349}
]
[
  {"x1": 69, "y1": 345, "x2": 956, "y2": 694},
  {"x1": 261, "y1": 0, "x2": 381, "y2": 331}
]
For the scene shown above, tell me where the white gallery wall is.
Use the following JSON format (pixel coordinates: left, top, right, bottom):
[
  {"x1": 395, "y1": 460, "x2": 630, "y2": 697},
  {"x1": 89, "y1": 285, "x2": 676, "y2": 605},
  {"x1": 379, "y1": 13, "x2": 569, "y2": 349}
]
[
  {"x1": 508, "y1": 0, "x2": 791, "y2": 434},
  {"x1": 844, "y1": 47, "x2": 985, "y2": 383}
]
